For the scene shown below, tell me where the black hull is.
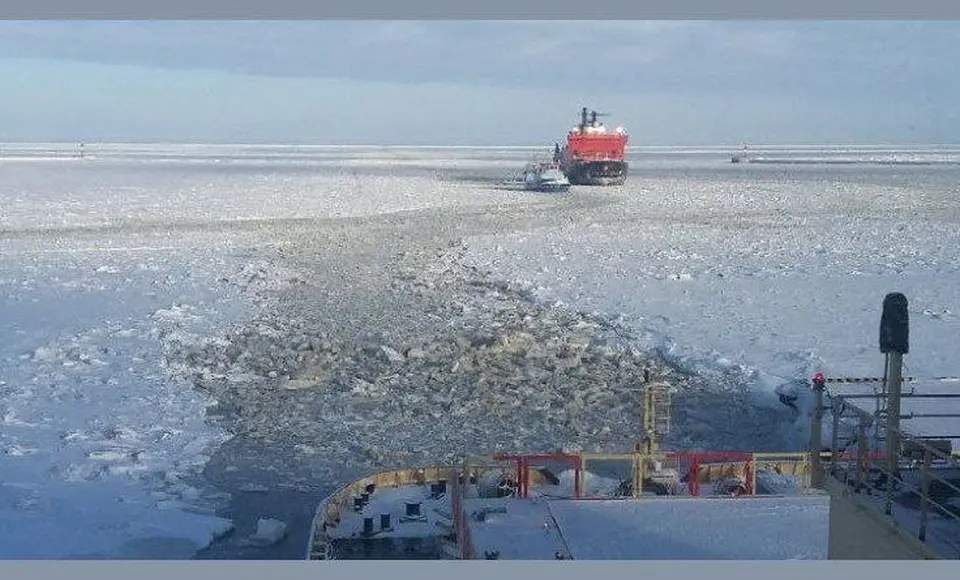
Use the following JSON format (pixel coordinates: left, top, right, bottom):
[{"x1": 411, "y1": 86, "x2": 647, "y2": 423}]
[
  {"x1": 525, "y1": 183, "x2": 570, "y2": 193},
  {"x1": 562, "y1": 160, "x2": 628, "y2": 186}
]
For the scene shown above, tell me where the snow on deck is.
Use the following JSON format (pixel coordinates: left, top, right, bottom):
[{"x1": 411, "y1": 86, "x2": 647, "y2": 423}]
[
  {"x1": 327, "y1": 484, "x2": 453, "y2": 540},
  {"x1": 551, "y1": 495, "x2": 830, "y2": 560},
  {"x1": 465, "y1": 494, "x2": 830, "y2": 560},
  {"x1": 463, "y1": 497, "x2": 571, "y2": 559}
]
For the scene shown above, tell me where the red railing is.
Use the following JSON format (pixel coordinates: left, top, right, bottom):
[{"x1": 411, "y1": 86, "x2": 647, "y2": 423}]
[
  {"x1": 492, "y1": 453, "x2": 583, "y2": 499},
  {"x1": 664, "y1": 451, "x2": 755, "y2": 496}
]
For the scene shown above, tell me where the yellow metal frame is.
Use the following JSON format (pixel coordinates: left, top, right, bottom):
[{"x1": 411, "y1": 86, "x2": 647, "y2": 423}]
[{"x1": 640, "y1": 382, "x2": 672, "y2": 455}]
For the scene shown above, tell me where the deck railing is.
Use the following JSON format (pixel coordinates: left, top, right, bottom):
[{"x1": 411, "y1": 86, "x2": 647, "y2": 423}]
[{"x1": 817, "y1": 394, "x2": 960, "y2": 559}]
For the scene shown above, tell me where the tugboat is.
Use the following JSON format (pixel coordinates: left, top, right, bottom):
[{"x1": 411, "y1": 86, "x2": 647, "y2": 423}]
[
  {"x1": 521, "y1": 161, "x2": 571, "y2": 192},
  {"x1": 731, "y1": 143, "x2": 750, "y2": 163},
  {"x1": 554, "y1": 107, "x2": 629, "y2": 186}
]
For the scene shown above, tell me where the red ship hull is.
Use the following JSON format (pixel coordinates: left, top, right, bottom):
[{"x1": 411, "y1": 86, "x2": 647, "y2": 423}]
[{"x1": 555, "y1": 108, "x2": 629, "y2": 186}]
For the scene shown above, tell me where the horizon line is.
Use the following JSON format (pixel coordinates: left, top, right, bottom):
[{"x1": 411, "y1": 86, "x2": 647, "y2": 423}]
[{"x1": 3, "y1": 141, "x2": 960, "y2": 150}]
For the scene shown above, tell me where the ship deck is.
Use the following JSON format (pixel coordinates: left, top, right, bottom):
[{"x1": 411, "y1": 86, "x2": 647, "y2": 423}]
[
  {"x1": 462, "y1": 493, "x2": 831, "y2": 560},
  {"x1": 325, "y1": 484, "x2": 453, "y2": 541},
  {"x1": 310, "y1": 453, "x2": 837, "y2": 560},
  {"x1": 321, "y1": 479, "x2": 830, "y2": 559}
]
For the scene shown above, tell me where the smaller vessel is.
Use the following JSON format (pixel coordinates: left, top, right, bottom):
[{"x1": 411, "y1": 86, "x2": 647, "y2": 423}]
[
  {"x1": 731, "y1": 143, "x2": 750, "y2": 163},
  {"x1": 520, "y1": 161, "x2": 571, "y2": 192}
]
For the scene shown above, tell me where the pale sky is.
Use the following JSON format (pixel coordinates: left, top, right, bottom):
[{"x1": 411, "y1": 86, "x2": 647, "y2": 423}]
[{"x1": 0, "y1": 21, "x2": 956, "y2": 145}]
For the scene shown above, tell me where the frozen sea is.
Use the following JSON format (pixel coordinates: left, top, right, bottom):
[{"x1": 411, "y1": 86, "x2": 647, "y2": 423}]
[{"x1": 2, "y1": 142, "x2": 960, "y2": 558}]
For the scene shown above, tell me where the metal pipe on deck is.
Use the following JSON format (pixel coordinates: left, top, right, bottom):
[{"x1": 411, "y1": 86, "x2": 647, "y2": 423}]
[
  {"x1": 831, "y1": 393, "x2": 960, "y2": 399},
  {"x1": 810, "y1": 372, "x2": 826, "y2": 488},
  {"x1": 900, "y1": 413, "x2": 960, "y2": 419},
  {"x1": 919, "y1": 448, "x2": 932, "y2": 542}
]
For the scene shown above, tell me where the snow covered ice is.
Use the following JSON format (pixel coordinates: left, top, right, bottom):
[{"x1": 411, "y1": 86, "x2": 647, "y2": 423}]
[
  {"x1": 3, "y1": 143, "x2": 960, "y2": 559},
  {"x1": 460, "y1": 155, "x2": 960, "y2": 449},
  {"x1": 0, "y1": 145, "x2": 532, "y2": 559}
]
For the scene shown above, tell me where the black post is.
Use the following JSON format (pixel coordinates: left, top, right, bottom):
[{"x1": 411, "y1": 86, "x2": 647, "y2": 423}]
[{"x1": 880, "y1": 292, "x2": 909, "y2": 515}]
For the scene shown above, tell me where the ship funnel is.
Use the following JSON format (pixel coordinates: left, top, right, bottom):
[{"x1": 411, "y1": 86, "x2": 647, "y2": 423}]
[{"x1": 580, "y1": 107, "x2": 588, "y2": 130}]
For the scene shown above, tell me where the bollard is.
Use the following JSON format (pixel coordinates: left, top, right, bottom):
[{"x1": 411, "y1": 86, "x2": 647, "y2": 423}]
[{"x1": 405, "y1": 501, "x2": 421, "y2": 517}]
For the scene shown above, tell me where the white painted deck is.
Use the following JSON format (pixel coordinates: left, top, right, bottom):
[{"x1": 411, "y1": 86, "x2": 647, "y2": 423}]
[
  {"x1": 462, "y1": 497, "x2": 571, "y2": 559},
  {"x1": 463, "y1": 494, "x2": 830, "y2": 559}
]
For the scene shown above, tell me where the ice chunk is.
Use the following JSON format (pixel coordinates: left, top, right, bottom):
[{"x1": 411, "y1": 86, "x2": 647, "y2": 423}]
[
  {"x1": 248, "y1": 518, "x2": 287, "y2": 546},
  {"x1": 380, "y1": 345, "x2": 406, "y2": 363}
]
